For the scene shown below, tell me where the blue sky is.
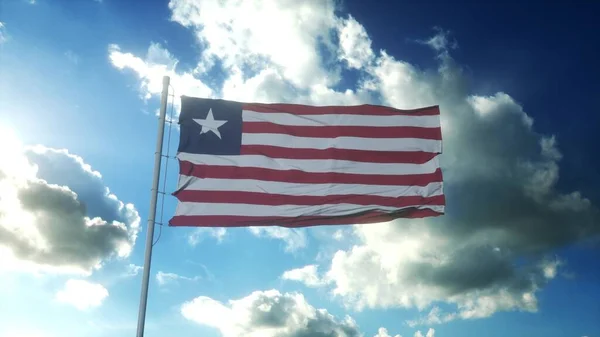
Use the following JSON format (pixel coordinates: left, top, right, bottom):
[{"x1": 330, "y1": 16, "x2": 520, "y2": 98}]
[{"x1": 0, "y1": 1, "x2": 599, "y2": 337}]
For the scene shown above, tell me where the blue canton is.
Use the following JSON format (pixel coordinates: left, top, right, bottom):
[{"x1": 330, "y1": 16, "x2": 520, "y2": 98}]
[{"x1": 178, "y1": 96, "x2": 243, "y2": 155}]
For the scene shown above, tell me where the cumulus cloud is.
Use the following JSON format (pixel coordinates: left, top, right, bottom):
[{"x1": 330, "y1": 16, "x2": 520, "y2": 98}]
[
  {"x1": 181, "y1": 289, "x2": 361, "y2": 337},
  {"x1": 168, "y1": 0, "x2": 340, "y2": 89},
  {"x1": 286, "y1": 76, "x2": 598, "y2": 320},
  {"x1": 248, "y1": 227, "x2": 307, "y2": 253},
  {"x1": 110, "y1": 0, "x2": 599, "y2": 325},
  {"x1": 110, "y1": 0, "x2": 375, "y2": 108},
  {"x1": 285, "y1": 32, "x2": 599, "y2": 323},
  {"x1": 55, "y1": 279, "x2": 109, "y2": 310},
  {"x1": 0, "y1": 132, "x2": 140, "y2": 275}
]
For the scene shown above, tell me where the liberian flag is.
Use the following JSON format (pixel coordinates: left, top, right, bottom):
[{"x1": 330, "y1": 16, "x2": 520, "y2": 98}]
[{"x1": 170, "y1": 96, "x2": 445, "y2": 227}]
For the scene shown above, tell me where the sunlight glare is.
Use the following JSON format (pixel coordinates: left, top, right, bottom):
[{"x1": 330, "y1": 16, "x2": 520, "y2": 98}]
[{"x1": 0, "y1": 124, "x2": 48, "y2": 263}]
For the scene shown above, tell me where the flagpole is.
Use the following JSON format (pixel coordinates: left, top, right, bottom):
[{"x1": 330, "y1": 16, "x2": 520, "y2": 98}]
[{"x1": 136, "y1": 75, "x2": 170, "y2": 337}]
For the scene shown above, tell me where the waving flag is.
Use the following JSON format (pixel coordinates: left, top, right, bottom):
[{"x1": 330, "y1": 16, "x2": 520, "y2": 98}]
[{"x1": 170, "y1": 96, "x2": 445, "y2": 228}]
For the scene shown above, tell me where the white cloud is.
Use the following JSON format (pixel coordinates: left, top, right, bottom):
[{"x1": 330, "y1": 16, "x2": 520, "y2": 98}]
[
  {"x1": 188, "y1": 227, "x2": 227, "y2": 246},
  {"x1": 333, "y1": 229, "x2": 346, "y2": 241},
  {"x1": 110, "y1": 0, "x2": 376, "y2": 108},
  {"x1": 366, "y1": 50, "x2": 437, "y2": 109},
  {"x1": 109, "y1": 43, "x2": 213, "y2": 101},
  {"x1": 272, "y1": 30, "x2": 598, "y2": 325},
  {"x1": 406, "y1": 307, "x2": 456, "y2": 327},
  {"x1": 281, "y1": 265, "x2": 324, "y2": 287},
  {"x1": 374, "y1": 327, "x2": 401, "y2": 337},
  {"x1": 0, "y1": 131, "x2": 140, "y2": 275},
  {"x1": 260, "y1": 27, "x2": 596, "y2": 326},
  {"x1": 168, "y1": 0, "x2": 340, "y2": 89},
  {"x1": 337, "y1": 15, "x2": 374, "y2": 69},
  {"x1": 55, "y1": 279, "x2": 108, "y2": 310},
  {"x1": 181, "y1": 289, "x2": 361, "y2": 337},
  {"x1": 248, "y1": 227, "x2": 307, "y2": 252},
  {"x1": 156, "y1": 270, "x2": 201, "y2": 286},
  {"x1": 110, "y1": 2, "x2": 600, "y2": 326},
  {"x1": 414, "y1": 328, "x2": 435, "y2": 337},
  {"x1": 417, "y1": 27, "x2": 457, "y2": 52}
]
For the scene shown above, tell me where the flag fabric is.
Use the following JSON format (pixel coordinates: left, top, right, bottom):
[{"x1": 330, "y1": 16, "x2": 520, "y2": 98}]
[{"x1": 170, "y1": 96, "x2": 445, "y2": 228}]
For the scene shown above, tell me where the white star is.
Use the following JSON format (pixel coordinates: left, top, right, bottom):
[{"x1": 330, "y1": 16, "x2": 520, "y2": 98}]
[{"x1": 193, "y1": 108, "x2": 228, "y2": 139}]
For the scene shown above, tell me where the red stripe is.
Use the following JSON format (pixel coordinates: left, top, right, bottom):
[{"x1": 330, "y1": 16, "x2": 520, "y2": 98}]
[
  {"x1": 240, "y1": 145, "x2": 438, "y2": 164},
  {"x1": 242, "y1": 103, "x2": 440, "y2": 116},
  {"x1": 242, "y1": 123, "x2": 442, "y2": 140},
  {"x1": 169, "y1": 208, "x2": 443, "y2": 228},
  {"x1": 179, "y1": 160, "x2": 443, "y2": 186},
  {"x1": 175, "y1": 190, "x2": 445, "y2": 208}
]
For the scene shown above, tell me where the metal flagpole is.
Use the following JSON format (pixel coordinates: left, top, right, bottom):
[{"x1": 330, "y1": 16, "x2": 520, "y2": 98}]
[{"x1": 136, "y1": 75, "x2": 170, "y2": 337}]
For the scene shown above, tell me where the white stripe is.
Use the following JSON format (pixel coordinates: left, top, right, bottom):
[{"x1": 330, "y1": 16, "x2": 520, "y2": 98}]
[
  {"x1": 242, "y1": 110, "x2": 440, "y2": 128},
  {"x1": 177, "y1": 176, "x2": 444, "y2": 198},
  {"x1": 241, "y1": 133, "x2": 441, "y2": 153},
  {"x1": 175, "y1": 202, "x2": 444, "y2": 217},
  {"x1": 177, "y1": 152, "x2": 440, "y2": 175}
]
